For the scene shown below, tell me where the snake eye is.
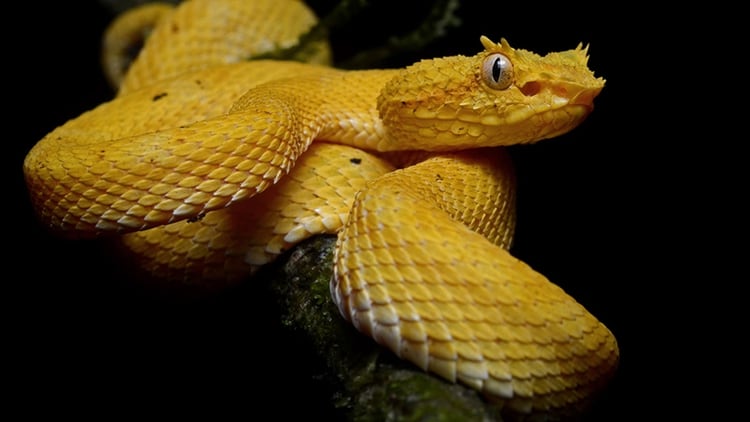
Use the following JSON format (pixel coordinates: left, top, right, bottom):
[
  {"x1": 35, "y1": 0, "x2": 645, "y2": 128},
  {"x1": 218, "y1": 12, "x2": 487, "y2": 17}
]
[{"x1": 482, "y1": 53, "x2": 513, "y2": 90}]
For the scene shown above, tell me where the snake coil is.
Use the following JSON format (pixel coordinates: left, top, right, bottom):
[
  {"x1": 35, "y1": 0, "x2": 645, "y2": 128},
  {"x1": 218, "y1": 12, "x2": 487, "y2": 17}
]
[{"x1": 23, "y1": 0, "x2": 618, "y2": 415}]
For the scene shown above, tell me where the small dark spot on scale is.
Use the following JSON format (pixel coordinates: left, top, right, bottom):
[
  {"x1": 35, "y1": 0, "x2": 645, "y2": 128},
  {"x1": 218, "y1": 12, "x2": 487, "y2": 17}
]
[
  {"x1": 350, "y1": 158, "x2": 362, "y2": 165},
  {"x1": 152, "y1": 92, "x2": 168, "y2": 101},
  {"x1": 435, "y1": 173, "x2": 443, "y2": 181},
  {"x1": 187, "y1": 212, "x2": 205, "y2": 223}
]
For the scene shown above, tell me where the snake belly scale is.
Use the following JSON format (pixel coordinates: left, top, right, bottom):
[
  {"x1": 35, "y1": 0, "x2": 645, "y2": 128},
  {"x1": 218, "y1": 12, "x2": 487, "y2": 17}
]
[{"x1": 23, "y1": 0, "x2": 618, "y2": 414}]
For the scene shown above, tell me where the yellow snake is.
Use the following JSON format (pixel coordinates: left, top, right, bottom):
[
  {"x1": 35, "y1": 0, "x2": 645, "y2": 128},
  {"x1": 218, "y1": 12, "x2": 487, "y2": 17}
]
[{"x1": 22, "y1": 0, "x2": 618, "y2": 415}]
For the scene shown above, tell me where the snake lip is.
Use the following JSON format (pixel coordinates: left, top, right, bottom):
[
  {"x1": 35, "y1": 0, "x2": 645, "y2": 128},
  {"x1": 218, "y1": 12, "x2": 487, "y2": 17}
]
[
  {"x1": 569, "y1": 86, "x2": 602, "y2": 108},
  {"x1": 520, "y1": 81, "x2": 601, "y2": 111}
]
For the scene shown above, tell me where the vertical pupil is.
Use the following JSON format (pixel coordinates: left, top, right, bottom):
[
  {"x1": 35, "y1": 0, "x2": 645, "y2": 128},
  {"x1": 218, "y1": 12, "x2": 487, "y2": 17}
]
[{"x1": 492, "y1": 58, "x2": 502, "y2": 82}]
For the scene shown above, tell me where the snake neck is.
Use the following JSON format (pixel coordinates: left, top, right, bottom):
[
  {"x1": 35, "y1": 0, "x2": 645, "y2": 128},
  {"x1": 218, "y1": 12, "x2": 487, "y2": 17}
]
[{"x1": 225, "y1": 67, "x2": 399, "y2": 153}]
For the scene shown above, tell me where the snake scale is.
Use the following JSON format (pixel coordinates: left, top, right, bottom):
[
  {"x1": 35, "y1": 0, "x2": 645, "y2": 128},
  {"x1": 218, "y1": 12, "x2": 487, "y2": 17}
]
[{"x1": 22, "y1": 0, "x2": 618, "y2": 415}]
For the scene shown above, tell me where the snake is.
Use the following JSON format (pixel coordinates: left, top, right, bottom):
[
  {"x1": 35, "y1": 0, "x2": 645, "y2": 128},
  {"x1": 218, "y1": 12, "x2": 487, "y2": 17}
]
[{"x1": 22, "y1": 0, "x2": 618, "y2": 415}]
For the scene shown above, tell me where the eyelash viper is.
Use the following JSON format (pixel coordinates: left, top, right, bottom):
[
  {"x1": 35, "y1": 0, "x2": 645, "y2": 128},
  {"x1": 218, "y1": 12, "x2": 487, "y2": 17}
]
[{"x1": 22, "y1": 0, "x2": 618, "y2": 415}]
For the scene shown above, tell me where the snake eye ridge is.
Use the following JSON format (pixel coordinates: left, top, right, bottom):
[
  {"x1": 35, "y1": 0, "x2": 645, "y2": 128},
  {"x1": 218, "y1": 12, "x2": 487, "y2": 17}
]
[{"x1": 482, "y1": 53, "x2": 513, "y2": 90}]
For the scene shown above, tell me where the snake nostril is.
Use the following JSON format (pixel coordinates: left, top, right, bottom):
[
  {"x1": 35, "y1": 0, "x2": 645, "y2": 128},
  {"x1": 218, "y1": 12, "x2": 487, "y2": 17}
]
[{"x1": 519, "y1": 81, "x2": 541, "y2": 96}]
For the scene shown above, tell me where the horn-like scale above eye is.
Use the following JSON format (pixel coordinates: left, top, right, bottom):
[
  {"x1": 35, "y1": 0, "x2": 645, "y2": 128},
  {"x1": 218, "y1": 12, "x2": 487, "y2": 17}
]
[{"x1": 482, "y1": 53, "x2": 513, "y2": 90}]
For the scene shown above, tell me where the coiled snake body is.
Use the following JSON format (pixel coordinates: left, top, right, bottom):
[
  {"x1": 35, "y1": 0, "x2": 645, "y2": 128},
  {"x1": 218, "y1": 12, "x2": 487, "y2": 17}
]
[{"x1": 23, "y1": 0, "x2": 618, "y2": 414}]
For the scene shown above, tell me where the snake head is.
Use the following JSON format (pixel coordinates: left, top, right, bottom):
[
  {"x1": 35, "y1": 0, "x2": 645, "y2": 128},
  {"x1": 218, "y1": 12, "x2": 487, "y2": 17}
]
[{"x1": 376, "y1": 36, "x2": 606, "y2": 151}]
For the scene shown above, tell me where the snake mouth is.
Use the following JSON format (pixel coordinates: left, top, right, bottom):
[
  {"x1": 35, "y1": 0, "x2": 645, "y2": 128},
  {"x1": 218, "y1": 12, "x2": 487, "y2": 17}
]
[
  {"x1": 520, "y1": 80, "x2": 603, "y2": 110},
  {"x1": 569, "y1": 86, "x2": 602, "y2": 108}
]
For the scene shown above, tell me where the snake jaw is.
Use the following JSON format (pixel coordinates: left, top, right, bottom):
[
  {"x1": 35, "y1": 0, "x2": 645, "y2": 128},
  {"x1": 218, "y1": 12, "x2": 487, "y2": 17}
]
[{"x1": 569, "y1": 84, "x2": 603, "y2": 108}]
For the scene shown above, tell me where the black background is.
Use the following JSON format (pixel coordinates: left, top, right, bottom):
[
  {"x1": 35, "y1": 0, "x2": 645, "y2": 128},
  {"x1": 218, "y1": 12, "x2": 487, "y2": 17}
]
[{"x1": 7, "y1": 1, "x2": 691, "y2": 420}]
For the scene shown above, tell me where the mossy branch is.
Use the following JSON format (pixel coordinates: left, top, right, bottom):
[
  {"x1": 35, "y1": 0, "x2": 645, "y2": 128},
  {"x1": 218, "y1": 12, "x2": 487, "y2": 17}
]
[{"x1": 259, "y1": 235, "x2": 504, "y2": 421}]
